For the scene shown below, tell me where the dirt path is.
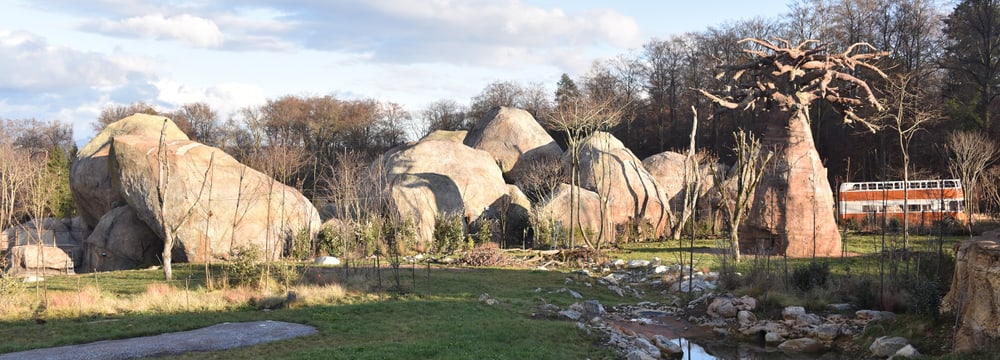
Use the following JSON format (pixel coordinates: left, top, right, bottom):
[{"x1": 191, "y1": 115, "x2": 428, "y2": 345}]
[{"x1": 0, "y1": 321, "x2": 317, "y2": 360}]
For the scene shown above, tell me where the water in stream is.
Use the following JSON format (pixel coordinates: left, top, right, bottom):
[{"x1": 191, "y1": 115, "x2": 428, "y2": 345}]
[{"x1": 614, "y1": 311, "x2": 846, "y2": 360}]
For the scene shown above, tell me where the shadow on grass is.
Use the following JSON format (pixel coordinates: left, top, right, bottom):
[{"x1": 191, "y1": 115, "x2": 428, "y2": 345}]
[{"x1": 1, "y1": 265, "x2": 619, "y2": 360}]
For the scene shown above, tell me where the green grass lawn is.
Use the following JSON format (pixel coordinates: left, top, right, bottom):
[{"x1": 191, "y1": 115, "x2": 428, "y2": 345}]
[{"x1": 0, "y1": 265, "x2": 620, "y2": 359}]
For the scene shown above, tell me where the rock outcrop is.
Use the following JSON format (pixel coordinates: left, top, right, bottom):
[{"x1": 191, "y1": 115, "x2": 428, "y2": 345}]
[
  {"x1": 941, "y1": 232, "x2": 1000, "y2": 353},
  {"x1": 642, "y1": 151, "x2": 718, "y2": 211},
  {"x1": 574, "y1": 132, "x2": 671, "y2": 239},
  {"x1": 464, "y1": 106, "x2": 562, "y2": 183},
  {"x1": 534, "y1": 184, "x2": 612, "y2": 245},
  {"x1": 70, "y1": 114, "x2": 189, "y2": 227},
  {"x1": 384, "y1": 138, "x2": 511, "y2": 247},
  {"x1": 2, "y1": 217, "x2": 89, "y2": 271},
  {"x1": 110, "y1": 135, "x2": 321, "y2": 261},
  {"x1": 81, "y1": 206, "x2": 166, "y2": 272},
  {"x1": 5, "y1": 244, "x2": 75, "y2": 275},
  {"x1": 741, "y1": 112, "x2": 841, "y2": 257}
]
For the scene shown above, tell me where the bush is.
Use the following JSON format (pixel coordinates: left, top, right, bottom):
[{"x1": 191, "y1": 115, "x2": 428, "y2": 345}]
[
  {"x1": 226, "y1": 245, "x2": 265, "y2": 288},
  {"x1": 288, "y1": 227, "x2": 313, "y2": 260},
  {"x1": 905, "y1": 279, "x2": 945, "y2": 316},
  {"x1": 791, "y1": 262, "x2": 830, "y2": 292},
  {"x1": 433, "y1": 213, "x2": 465, "y2": 254},
  {"x1": 0, "y1": 256, "x2": 22, "y2": 297},
  {"x1": 316, "y1": 223, "x2": 344, "y2": 258},
  {"x1": 472, "y1": 218, "x2": 495, "y2": 246}
]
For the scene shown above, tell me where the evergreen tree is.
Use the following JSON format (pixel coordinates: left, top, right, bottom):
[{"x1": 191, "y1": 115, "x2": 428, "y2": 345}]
[
  {"x1": 554, "y1": 73, "x2": 581, "y2": 108},
  {"x1": 46, "y1": 146, "x2": 74, "y2": 219}
]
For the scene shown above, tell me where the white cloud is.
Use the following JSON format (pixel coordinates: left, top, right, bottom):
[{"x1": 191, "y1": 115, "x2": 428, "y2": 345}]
[
  {"x1": 84, "y1": 13, "x2": 225, "y2": 48},
  {"x1": 155, "y1": 79, "x2": 266, "y2": 118},
  {"x1": 0, "y1": 30, "x2": 154, "y2": 91}
]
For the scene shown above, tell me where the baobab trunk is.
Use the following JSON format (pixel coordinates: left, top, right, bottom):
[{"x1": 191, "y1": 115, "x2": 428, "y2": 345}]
[{"x1": 740, "y1": 107, "x2": 841, "y2": 258}]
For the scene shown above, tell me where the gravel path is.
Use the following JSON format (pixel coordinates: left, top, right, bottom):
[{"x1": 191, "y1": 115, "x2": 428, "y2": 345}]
[{"x1": 0, "y1": 321, "x2": 318, "y2": 360}]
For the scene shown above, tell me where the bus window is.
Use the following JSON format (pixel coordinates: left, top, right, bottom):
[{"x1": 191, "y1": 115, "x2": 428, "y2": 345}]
[
  {"x1": 862, "y1": 205, "x2": 877, "y2": 213},
  {"x1": 944, "y1": 180, "x2": 956, "y2": 188},
  {"x1": 908, "y1": 204, "x2": 921, "y2": 212},
  {"x1": 928, "y1": 182, "x2": 938, "y2": 189},
  {"x1": 851, "y1": 184, "x2": 859, "y2": 191}
]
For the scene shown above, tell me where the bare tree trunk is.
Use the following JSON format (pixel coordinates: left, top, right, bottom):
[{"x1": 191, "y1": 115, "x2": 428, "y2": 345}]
[
  {"x1": 156, "y1": 120, "x2": 174, "y2": 281},
  {"x1": 672, "y1": 108, "x2": 700, "y2": 240}
]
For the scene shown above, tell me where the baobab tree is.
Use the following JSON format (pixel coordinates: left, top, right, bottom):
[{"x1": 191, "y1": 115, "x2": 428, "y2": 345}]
[{"x1": 699, "y1": 38, "x2": 887, "y2": 258}]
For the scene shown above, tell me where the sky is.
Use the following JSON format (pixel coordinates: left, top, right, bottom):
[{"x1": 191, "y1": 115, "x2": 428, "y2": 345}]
[{"x1": 0, "y1": 1, "x2": 791, "y2": 145}]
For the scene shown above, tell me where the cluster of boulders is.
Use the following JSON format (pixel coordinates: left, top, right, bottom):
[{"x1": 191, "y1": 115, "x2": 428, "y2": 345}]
[
  {"x1": 517, "y1": 258, "x2": 927, "y2": 359},
  {"x1": 382, "y1": 106, "x2": 688, "y2": 248},
  {"x1": 3, "y1": 113, "x2": 322, "y2": 276}
]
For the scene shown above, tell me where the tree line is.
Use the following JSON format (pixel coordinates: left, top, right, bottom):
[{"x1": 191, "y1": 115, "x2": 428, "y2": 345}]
[{"x1": 5, "y1": 0, "x2": 1000, "y2": 230}]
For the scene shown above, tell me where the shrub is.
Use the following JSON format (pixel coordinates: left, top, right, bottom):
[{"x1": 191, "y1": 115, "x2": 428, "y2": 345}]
[
  {"x1": 226, "y1": 245, "x2": 265, "y2": 288},
  {"x1": 433, "y1": 213, "x2": 465, "y2": 254},
  {"x1": 289, "y1": 227, "x2": 313, "y2": 260},
  {"x1": 905, "y1": 279, "x2": 945, "y2": 316},
  {"x1": 0, "y1": 256, "x2": 23, "y2": 297},
  {"x1": 316, "y1": 223, "x2": 344, "y2": 258},
  {"x1": 791, "y1": 262, "x2": 830, "y2": 292},
  {"x1": 472, "y1": 218, "x2": 495, "y2": 246}
]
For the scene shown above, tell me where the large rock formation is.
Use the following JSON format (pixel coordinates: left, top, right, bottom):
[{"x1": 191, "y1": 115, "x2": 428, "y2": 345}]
[
  {"x1": 70, "y1": 114, "x2": 189, "y2": 227},
  {"x1": 642, "y1": 151, "x2": 720, "y2": 211},
  {"x1": 384, "y1": 138, "x2": 512, "y2": 246},
  {"x1": 574, "y1": 132, "x2": 671, "y2": 239},
  {"x1": 464, "y1": 106, "x2": 562, "y2": 183},
  {"x1": 81, "y1": 206, "x2": 167, "y2": 272},
  {"x1": 941, "y1": 232, "x2": 1000, "y2": 353},
  {"x1": 534, "y1": 183, "x2": 612, "y2": 246},
  {"x1": 741, "y1": 113, "x2": 841, "y2": 257},
  {"x1": 110, "y1": 135, "x2": 321, "y2": 261}
]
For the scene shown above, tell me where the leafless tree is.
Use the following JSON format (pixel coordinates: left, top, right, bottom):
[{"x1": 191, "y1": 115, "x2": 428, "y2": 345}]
[
  {"x1": 172, "y1": 102, "x2": 220, "y2": 146},
  {"x1": 880, "y1": 72, "x2": 939, "y2": 248},
  {"x1": 155, "y1": 120, "x2": 213, "y2": 281},
  {"x1": 713, "y1": 129, "x2": 773, "y2": 262},
  {"x1": 0, "y1": 141, "x2": 32, "y2": 234},
  {"x1": 671, "y1": 108, "x2": 701, "y2": 241},
  {"x1": 542, "y1": 96, "x2": 624, "y2": 249},
  {"x1": 945, "y1": 131, "x2": 999, "y2": 226},
  {"x1": 420, "y1": 99, "x2": 472, "y2": 136},
  {"x1": 93, "y1": 102, "x2": 159, "y2": 132}
]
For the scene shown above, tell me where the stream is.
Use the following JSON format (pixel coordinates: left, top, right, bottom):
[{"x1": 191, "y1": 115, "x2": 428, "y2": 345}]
[{"x1": 613, "y1": 311, "x2": 846, "y2": 360}]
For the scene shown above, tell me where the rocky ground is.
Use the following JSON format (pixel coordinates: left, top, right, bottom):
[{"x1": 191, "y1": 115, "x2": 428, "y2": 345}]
[{"x1": 497, "y1": 257, "x2": 926, "y2": 360}]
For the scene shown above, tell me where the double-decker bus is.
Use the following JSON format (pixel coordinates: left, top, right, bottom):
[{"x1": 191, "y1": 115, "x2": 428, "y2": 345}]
[{"x1": 838, "y1": 179, "x2": 966, "y2": 228}]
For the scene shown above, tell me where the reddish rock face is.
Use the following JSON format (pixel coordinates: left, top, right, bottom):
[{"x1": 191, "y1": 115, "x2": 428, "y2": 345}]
[
  {"x1": 941, "y1": 232, "x2": 1000, "y2": 353},
  {"x1": 740, "y1": 109, "x2": 842, "y2": 258}
]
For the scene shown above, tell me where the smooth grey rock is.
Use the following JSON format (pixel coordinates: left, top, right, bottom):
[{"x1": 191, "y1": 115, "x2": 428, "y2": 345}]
[
  {"x1": 811, "y1": 323, "x2": 840, "y2": 341},
  {"x1": 584, "y1": 300, "x2": 605, "y2": 317},
  {"x1": 777, "y1": 337, "x2": 825, "y2": 353},
  {"x1": 870, "y1": 336, "x2": 909, "y2": 357},
  {"x1": 782, "y1": 306, "x2": 806, "y2": 321},
  {"x1": 558, "y1": 309, "x2": 582, "y2": 321},
  {"x1": 891, "y1": 344, "x2": 922, "y2": 359},
  {"x1": 738, "y1": 310, "x2": 757, "y2": 326},
  {"x1": 653, "y1": 335, "x2": 684, "y2": 357}
]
